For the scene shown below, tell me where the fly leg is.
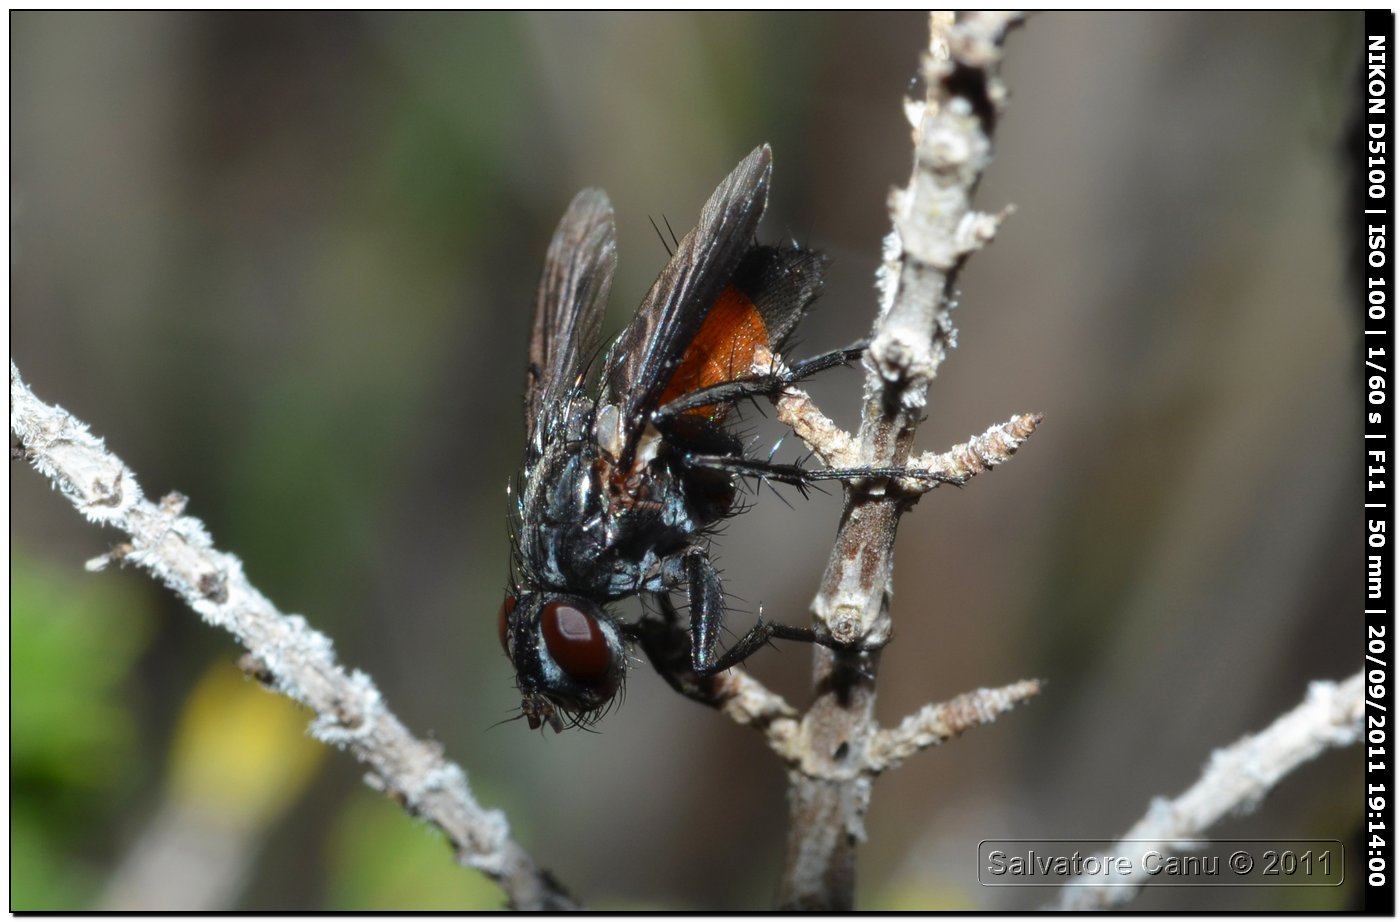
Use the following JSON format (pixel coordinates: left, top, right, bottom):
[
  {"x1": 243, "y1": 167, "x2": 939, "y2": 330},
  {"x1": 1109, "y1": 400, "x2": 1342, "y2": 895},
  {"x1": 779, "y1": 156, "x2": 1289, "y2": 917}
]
[
  {"x1": 628, "y1": 593, "x2": 724, "y2": 706},
  {"x1": 679, "y1": 546, "x2": 725, "y2": 672},
  {"x1": 651, "y1": 342, "x2": 867, "y2": 422},
  {"x1": 657, "y1": 546, "x2": 833, "y2": 677},
  {"x1": 681, "y1": 453, "x2": 965, "y2": 493},
  {"x1": 630, "y1": 548, "x2": 731, "y2": 706},
  {"x1": 631, "y1": 591, "x2": 844, "y2": 708},
  {"x1": 700, "y1": 617, "x2": 841, "y2": 674}
]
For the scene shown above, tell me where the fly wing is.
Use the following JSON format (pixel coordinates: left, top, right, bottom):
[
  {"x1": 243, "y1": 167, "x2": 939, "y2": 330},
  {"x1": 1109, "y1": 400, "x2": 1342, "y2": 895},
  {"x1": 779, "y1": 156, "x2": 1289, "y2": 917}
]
[
  {"x1": 525, "y1": 188, "x2": 617, "y2": 459},
  {"x1": 599, "y1": 145, "x2": 772, "y2": 465}
]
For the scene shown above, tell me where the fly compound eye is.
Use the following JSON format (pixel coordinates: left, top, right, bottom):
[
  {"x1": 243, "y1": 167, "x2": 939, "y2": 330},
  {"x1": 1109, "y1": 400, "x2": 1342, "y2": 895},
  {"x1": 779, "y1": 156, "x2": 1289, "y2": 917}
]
[
  {"x1": 498, "y1": 595, "x2": 517, "y2": 656},
  {"x1": 539, "y1": 600, "x2": 613, "y2": 686}
]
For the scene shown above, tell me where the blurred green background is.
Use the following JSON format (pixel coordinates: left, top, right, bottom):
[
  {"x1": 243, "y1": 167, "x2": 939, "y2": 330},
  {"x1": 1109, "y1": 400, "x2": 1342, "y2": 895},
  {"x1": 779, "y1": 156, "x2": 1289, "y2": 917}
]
[{"x1": 11, "y1": 11, "x2": 1365, "y2": 910}]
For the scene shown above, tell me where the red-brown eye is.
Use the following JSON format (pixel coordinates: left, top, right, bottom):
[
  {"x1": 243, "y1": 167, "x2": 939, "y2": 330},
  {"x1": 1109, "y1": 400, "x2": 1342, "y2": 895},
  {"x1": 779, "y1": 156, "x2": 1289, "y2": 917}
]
[
  {"x1": 498, "y1": 596, "x2": 516, "y2": 655},
  {"x1": 540, "y1": 601, "x2": 611, "y2": 685}
]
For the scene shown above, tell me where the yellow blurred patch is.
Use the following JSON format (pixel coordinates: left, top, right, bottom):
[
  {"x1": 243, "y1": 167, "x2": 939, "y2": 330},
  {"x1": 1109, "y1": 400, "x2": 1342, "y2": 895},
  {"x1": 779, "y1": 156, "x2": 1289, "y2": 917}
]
[
  {"x1": 168, "y1": 663, "x2": 325, "y2": 829},
  {"x1": 871, "y1": 878, "x2": 979, "y2": 911}
]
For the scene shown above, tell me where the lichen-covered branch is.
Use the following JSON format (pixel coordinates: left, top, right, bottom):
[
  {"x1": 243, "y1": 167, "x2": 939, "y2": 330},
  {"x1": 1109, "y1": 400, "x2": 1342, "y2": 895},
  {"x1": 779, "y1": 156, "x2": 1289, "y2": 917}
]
[
  {"x1": 711, "y1": 670, "x2": 802, "y2": 759},
  {"x1": 872, "y1": 13, "x2": 1018, "y2": 407},
  {"x1": 775, "y1": 11, "x2": 1025, "y2": 911},
  {"x1": 1051, "y1": 672, "x2": 1364, "y2": 911},
  {"x1": 9, "y1": 360, "x2": 578, "y2": 912},
  {"x1": 908, "y1": 413, "x2": 1042, "y2": 487},
  {"x1": 867, "y1": 679, "x2": 1042, "y2": 774},
  {"x1": 771, "y1": 377, "x2": 861, "y2": 469}
]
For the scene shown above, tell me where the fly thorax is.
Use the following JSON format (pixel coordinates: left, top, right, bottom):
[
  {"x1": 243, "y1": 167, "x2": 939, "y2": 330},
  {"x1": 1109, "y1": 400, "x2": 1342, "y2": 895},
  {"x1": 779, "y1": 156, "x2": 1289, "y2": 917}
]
[{"x1": 521, "y1": 443, "x2": 609, "y2": 589}]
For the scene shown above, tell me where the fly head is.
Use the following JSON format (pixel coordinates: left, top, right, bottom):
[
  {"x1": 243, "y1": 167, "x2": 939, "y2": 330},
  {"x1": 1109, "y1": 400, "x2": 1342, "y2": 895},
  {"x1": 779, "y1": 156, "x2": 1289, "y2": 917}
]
[{"x1": 498, "y1": 591, "x2": 627, "y2": 732}]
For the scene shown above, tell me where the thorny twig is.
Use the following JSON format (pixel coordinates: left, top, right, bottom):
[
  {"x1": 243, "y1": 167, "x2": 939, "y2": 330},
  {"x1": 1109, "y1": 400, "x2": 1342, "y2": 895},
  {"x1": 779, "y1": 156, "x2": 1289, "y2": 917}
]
[
  {"x1": 8, "y1": 360, "x2": 578, "y2": 911},
  {"x1": 1051, "y1": 672, "x2": 1364, "y2": 911}
]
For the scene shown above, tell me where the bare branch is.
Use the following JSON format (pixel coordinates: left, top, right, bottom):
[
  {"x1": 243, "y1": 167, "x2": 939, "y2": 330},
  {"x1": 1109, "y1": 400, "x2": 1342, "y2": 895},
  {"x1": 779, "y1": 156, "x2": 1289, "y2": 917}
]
[
  {"x1": 867, "y1": 679, "x2": 1042, "y2": 774},
  {"x1": 9, "y1": 360, "x2": 578, "y2": 912},
  {"x1": 1051, "y1": 672, "x2": 1364, "y2": 911},
  {"x1": 776, "y1": 12, "x2": 1024, "y2": 911}
]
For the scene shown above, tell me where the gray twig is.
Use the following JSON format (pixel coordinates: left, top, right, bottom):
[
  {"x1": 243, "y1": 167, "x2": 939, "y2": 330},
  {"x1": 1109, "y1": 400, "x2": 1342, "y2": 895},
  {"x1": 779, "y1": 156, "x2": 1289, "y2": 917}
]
[
  {"x1": 1050, "y1": 672, "x2": 1364, "y2": 911},
  {"x1": 867, "y1": 679, "x2": 1042, "y2": 774},
  {"x1": 774, "y1": 11, "x2": 1028, "y2": 910},
  {"x1": 9, "y1": 360, "x2": 578, "y2": 911}
]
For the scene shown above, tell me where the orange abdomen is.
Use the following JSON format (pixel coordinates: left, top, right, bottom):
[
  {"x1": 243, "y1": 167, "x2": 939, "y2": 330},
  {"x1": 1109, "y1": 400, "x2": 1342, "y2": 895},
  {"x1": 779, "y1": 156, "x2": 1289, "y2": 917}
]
[{"x1": 657, "y1": 286, "x2": 770, "y2": 419}]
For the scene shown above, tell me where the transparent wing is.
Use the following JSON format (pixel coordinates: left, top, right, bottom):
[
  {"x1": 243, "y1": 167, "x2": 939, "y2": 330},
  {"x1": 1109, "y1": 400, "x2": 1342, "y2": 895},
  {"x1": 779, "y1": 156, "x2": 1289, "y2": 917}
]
[
  {"x1": 599, "y1": 145, "x2": 772, "y2": 466},
  {"x1": 524, "y1": 188, "x2": 616, "y2": 458}
]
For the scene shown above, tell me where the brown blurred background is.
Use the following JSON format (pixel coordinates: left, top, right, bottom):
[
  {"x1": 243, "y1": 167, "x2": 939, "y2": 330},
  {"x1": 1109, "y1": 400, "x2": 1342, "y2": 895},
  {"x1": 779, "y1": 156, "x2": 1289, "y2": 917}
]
[{"x1": 11, "y1": 11, "x2": 1364, "y2": 911}]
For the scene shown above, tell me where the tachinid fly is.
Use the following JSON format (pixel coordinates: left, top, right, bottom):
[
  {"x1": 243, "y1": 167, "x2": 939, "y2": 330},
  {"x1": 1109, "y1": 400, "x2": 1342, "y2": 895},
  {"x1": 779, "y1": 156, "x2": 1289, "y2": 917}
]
[{"x1": 500, "y1": 145, "x2": 947, "y2": 731}]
